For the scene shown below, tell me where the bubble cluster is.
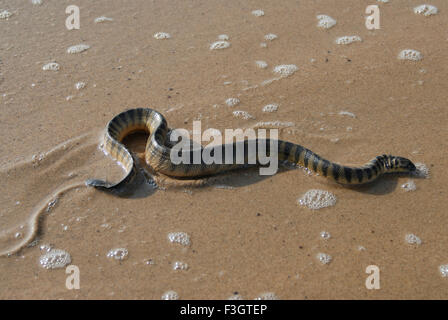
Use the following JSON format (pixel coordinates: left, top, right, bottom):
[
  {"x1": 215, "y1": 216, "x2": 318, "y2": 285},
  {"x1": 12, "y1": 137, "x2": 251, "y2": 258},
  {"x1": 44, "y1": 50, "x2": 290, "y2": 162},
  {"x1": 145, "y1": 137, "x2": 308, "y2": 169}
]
[
  {"x1": 414, "y1": 4, "x2": 438, "y2": 16},
  {"x1": 42, "y1": 62, "x2": 60, "y2": 71},
  {"x1": 316, "y1": 15, "x2": 337, "y2": 29},
  {"x1": 254, "y1": 292, "x2": 278, "y2": 300},
  {"x1": 320, "y1": 231, "x2": 331, "y2": 240},
  {"x1": 264, "y1": 33, "x2": 278, "y2": 41},
  {"x1": 262, "y1": 104, "x2": 278, "y2": 113},
  {"x1": 225, "y1": 97, "x2": 240, "y2": 107},
  {"x1": 67, "y1": 44, "x2": 90, "y2": 54},
  {"x1": 168, "y1": 232, "x2": 191, "y2": 246},
  {"x1": 338, "y1": 110, "x2": 356, "y2": 118},
  {"x1": 162, "y1": 290, "x2": 179, "y2": 300},
  {"x1": 210, "y1": 40, "x2": 230, "y2": 50},
  {"x1": 0, "y1": 10, "x2": 12, "y2": 19},
  {"x1": 405, "y1": 233, "x2": 422, "y2": 245},
  {"x1": 255, "y1": 60, "x2": 268, "y2": 69},
  {"x1": 228, "y1": 294, "x2": 243, "y2": 300},
  {"x1": 94, "y1": 16, "x2": 113, "y2": 23},
  {"x1": 31, "y1": 0, "x2": 43, "y2": 5},
  {"x1": 273, "y1": 64, "x2": 298, "y2": 77},
  {"x1": 253, "y1": 120, "x2": 295, "y2": 129},
  {"x1": 401, "y1": 180, "x2": 416, "y2": 192},
  {"x1": 233, "y1": 110, "x2": 255, "y2": 120},
  {"x1": 439, "y1": 265, "x2": 448, "y2": 277},
  {"x1": 317, "y1": 252, "x2": 332, "y2": 265},
  {"x1": 414, "y1": 162, "x2": 430, "y2": 178},
  {"x1": 335, "y1": 36, "x2": 362, "y2": 45},
  {"x1": 218, "y1": 34, "x2": 229, "y2": 40},
  {"x1": 39, "y1": 249, "x2": 71, "y2": 269},
  {"x1": 153, "y1": 32, "x2": 171, "y2": 40},
  {"x1": 298, "y1": 189, "x2": 337, "y2": 210},
  {"x1": 40, "y1": 243, "x2": 53, "y2": 252},
  {"x1": 251, "y1": 9, "x2": 264, "y2": 17},
  {"x1": 398, "y1": 49, "x2": 423, "y2": 61},
  {"x1": 75, "y1": 81, "x2": 86, "y2": 90},
  {"x1": 173, "y1": 261, "x2": 189, "y2": 271},
  {"x1": 106, "y1": 248, "x2": 129, "y2": 260}
]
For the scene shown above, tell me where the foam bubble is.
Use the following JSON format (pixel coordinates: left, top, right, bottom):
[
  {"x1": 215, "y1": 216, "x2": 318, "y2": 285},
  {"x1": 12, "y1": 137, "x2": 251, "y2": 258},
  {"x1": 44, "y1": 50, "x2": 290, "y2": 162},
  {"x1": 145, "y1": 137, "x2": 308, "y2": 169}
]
[
  {"x1": 414, "y1": 162, "x2": 429, "y2": 178},
  {"x1": 377, "y1": 0, "x2": 389, "y2": 2},
  {"x1": 218, "y1": 34, "x2": 229, "y2": 40},
  {"x1": 439, "y1": 265, "x2": 448, "y2": 277},
  {"x1": 316, "y1": 15, "x2": 337, "y2": 29},
  {"x1": 31, "y1": 0, "x2": 42, "y2": 5},
  {"x1": 398, "y1": 49, "x2": 423, "y2": 61},
  {"x1": 94, "y1": 16, "x2": 113, "y2": 23},
  {"x1": 42, "y1": 62, "x2": 60, "y2": 71},
  {"x1": 228, "y1": 294, "x2": 243, "y2": 300},
  {"x1": 405, "y1": 233, "x2": 422, "y2": 245},
  {"x1": 253, "y1": 120, "x2": 295, "y2": 129},
  {"x1": 251, "y1": 9, "x2": 264, "y2": 17},
  {"x1": 264, "y1": 33, "x2": 278, "y2": 41},
  {"x1": 317, "y1": 252, "x2": 332, "y2": 265},
  {"x1": 39, "y1": 249, "x2": 71, "y2": 269},
  {"x1": 106, "y1": 248, "x2": 129, "y2": 260},
  {"x1": 320, "y1": 231, "x2": 331, "y2": 240},
  {"x1": 40, "y1": 243, "x2": 53, "y2": 252},
  {"x1": 273, "y1": 64, "x2": 298, "y2": 77},
  {"x1": 254, "y1": 292, "x2": 278, "y2": 300},
  {"x1": 67, "y1": 44, "x2": 90, "y2": 54},
  {"x1": 255, "y1": 60, "x2": 268, "y2": 69},
  {"x1": 173, "y1": 261, "x2": 189, "y2": 271},
  {"x1": 153, "y1": 32, "x2": 171, "y2": 40},
  {"x1": 0, "y1": 10, "x2": 12, "y2": 19},
  {"x1": 161, "y1": 290, "x2": 179, "y2": 300},
  {"x1": 210, "y1": 41, "x2": 230, "y2": 50},
  {"x1": 233, "y1": 110, "x2": 255, "y2": 120},
  {"x1": 298, "y1": 189, "x2": 337, "y2": 210},
  {"x1": 260, "y1": 42, "x2": 267, "y2": 48},
  {"x1": 414, "y1": 4, "x2": 438, "y2": 16},
  {"x1": 401, "y1": 180, "x2": 416, "y2": 192},
  {"x1": 75, "y1": 81, "x2": 86, "y2": 90},
  {"x1": 338, "y1": 110, "x2": 356, "y2": 118},
  {"x1": 335, "y1": 36, "x2": 362, "y2": 45},
  {"x1": 168, "y1": 232, "x2": 191, "y2": 246},
  {"x1": 225, "y1": 97, "x2": 240, "y2": 107},
  {"x1": 262, "y1": 104, "x2": 278, "y2": 113}
]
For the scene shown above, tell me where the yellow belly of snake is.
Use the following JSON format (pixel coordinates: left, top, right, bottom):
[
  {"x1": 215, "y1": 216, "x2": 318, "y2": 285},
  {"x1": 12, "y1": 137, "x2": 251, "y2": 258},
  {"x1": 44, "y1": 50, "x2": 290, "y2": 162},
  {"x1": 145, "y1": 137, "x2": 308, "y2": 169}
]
[{"x1": 86, "y1": 108, "x2": 416, "y2": 192}]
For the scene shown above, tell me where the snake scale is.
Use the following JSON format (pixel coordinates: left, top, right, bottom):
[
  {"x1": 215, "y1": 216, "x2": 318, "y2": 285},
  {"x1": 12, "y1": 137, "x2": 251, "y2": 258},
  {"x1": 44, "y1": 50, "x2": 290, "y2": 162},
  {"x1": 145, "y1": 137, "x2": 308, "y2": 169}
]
[{"x1": 86, "y1": 108, "x2": 416, "y2": 192}]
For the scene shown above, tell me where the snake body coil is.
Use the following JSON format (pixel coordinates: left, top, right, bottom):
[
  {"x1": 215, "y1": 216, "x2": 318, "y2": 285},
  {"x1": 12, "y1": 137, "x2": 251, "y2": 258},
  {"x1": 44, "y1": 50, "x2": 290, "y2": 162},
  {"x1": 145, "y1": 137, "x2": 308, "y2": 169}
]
[{"x1": 86, "y1": 108, "x2": 416, "y2": 192}]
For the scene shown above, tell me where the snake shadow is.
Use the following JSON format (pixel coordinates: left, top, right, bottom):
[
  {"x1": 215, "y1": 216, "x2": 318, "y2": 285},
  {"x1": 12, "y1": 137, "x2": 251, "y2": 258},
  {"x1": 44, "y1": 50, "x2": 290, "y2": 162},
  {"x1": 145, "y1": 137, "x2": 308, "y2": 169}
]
[{"x1": 108, "y1": 163, "x2": 423, "y2": 198}]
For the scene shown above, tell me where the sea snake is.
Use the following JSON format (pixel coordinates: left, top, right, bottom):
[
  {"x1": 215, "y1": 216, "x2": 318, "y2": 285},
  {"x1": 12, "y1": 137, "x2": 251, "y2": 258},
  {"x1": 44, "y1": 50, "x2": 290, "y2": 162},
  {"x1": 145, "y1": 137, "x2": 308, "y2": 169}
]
[{"x1": 86, "y1": 108, "x2": 416, "y2": 192}]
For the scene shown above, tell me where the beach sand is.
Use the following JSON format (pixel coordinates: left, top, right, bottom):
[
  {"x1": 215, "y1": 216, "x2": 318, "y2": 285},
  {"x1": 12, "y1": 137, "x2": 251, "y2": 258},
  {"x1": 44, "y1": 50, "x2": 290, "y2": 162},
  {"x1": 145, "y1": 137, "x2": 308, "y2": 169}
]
[{"x1": 0, "y1": 0, "x2": 447, "y2": 299}]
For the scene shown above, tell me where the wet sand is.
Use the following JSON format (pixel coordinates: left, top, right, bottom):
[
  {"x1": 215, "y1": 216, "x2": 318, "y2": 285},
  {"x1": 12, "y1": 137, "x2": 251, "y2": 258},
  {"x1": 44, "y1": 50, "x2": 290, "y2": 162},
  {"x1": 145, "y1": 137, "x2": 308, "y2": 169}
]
[{"x1": 1, "y1": 0, "x2": 448, "y2": 299}]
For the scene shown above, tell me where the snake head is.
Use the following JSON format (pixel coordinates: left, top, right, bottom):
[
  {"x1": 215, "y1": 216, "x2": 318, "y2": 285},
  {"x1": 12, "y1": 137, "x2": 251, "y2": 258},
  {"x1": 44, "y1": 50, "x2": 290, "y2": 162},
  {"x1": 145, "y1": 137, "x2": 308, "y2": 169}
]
[{"x1": 394, "y1": 157, "x2": 416, "y2": 173}]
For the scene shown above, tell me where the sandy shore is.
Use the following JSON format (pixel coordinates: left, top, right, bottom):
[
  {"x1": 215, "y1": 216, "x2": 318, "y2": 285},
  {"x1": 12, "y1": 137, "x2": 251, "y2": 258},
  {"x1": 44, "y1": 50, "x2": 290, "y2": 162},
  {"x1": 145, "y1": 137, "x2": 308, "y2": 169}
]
[{"x1": 0, "y1": 0, "x2": 447, "y2": 299}]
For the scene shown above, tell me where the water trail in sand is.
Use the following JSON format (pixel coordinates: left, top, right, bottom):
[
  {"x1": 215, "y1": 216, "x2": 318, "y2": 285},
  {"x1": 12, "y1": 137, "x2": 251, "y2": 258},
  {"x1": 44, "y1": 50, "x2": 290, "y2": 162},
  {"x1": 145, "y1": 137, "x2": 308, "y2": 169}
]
[{"x1": 0, "y1": 130, "x2": 119, "y2": 256}]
